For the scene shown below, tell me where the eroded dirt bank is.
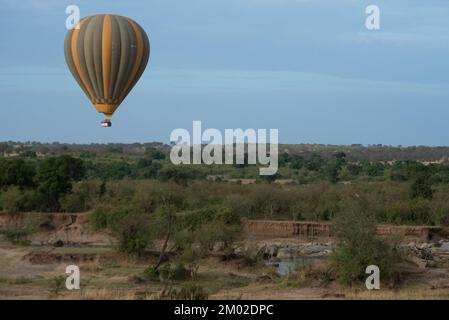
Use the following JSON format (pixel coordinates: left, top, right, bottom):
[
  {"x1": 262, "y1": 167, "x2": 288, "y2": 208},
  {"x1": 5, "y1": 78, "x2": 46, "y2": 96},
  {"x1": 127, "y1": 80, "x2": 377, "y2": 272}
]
[
  {"x1": 0, "y1": 212, "x2": 113, "y2": 246},
  {"x1": 244, "y1": 219, "x2": 449, "y2": 241},
  {"x1": 2, "y1": 212, "x2": 448, "y2": 245}
]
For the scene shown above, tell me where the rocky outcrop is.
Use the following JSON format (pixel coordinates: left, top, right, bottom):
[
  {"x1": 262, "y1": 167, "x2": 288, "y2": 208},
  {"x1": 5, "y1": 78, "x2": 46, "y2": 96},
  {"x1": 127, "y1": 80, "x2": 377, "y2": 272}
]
[{"x1": 256, "y1": 242, "x2": 332, "y2": 261}]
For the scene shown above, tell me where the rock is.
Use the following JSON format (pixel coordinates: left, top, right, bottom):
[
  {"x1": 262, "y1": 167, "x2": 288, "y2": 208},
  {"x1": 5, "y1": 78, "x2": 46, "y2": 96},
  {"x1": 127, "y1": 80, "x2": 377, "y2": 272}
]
[
  {"x1": 416, "y1": 248, "x2": 433, "y2": 260},
  {"x1": 300, "y1": 244, "x2": 328, "y2": 255},
  {"x1": 128, "y1": 275, "x2": 145, "y2": 284},
  {"x1": 233, "y1": 245, "x2": 244, "y2": 255},
  {"x1": 419, "y1": 243, "x2": 427, "y2": 249},
  {"x1": 437, "y1": 242, "x2": 449, "y2": 253},
  {"x1": 255, "y1": 245, "x2": 268, "y2": 259},
  {"x1": 411, "y1": 256, "x2": 428, "y2": 269},
  {"x1": 277, "y1": 248, "x2": 295, "y2": 260},
  {"x1": 213, "y1": 241, "x2": 226, "y2": 252},
  {"x1": 53, "y1": 240, "x2": 64, "y2": 247},
  {"x1": 256, "y1": 274, "x2": 276, "y2": 283},
  {"x1": 267, "y1": 245, "x2": 279, "y2": 257}
]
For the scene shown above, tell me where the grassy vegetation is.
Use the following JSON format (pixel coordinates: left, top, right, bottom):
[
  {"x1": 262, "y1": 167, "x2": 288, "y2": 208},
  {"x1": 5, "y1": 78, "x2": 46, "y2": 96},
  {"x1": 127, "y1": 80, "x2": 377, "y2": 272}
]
[
  {"x1": 2, "y1": 143, "x2": 449, "y2": 296},
  {"x1": 331, "y1": 199, "x2": 403, "y2": 286},
  {"x1": 1, "y1": 145, "x2": 449, "y2": 226}
]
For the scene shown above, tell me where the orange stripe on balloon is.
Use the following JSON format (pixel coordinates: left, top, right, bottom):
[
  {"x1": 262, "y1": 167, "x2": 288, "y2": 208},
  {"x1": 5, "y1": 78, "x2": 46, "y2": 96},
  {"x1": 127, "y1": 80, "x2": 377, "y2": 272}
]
[
  {"x1": 102, "y1": 15, "x2": 112, "y2": 101},
  {"x1": 71, "y1": 18, "x2": 95, "y2": 101}
]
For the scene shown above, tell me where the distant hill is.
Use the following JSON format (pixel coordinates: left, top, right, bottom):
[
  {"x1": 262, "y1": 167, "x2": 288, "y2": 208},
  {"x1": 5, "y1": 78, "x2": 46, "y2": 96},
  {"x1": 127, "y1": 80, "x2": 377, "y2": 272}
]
[
  {"x1": 279, "y1": 144, "x2": 449, "y2": 162},
  {"x1": 1, "y1": 141, "x2": 449, "y2": 162}
]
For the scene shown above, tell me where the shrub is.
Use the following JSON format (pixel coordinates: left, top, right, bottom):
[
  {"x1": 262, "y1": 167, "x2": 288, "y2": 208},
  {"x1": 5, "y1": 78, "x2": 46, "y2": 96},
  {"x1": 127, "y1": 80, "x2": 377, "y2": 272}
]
[
  {"x1": 238, "y1": 246, "x2": 260, "y2": 267},
  {"x1": 0, "y1": 227, "x2": 31, "y2": 245},
  {"x1": 331, "y1": 201, "x2": 402, "y2": 286},
  {"x1": 224, "y1": 194, "x2": 251, "y2": 218},
  {"x1": 174, "y1": 207, "x2": 242, "y2": 259},
  {"x1": 164, "y1": 282, "x2": 208, "y2": 300},
  {"x1": 0, "y1": 188, "x2": 45, "y2": 213},
  {"x1": 60, "y1": 193, "x2": 87, "y2": 213},
  {"x1": 90, "y1": 207, "x2": 108, "y2": 230},
  {"x1": 20, "y1": 190, "x2": 45, "y2": 212},
  {"x1": 115, "y1": 214, "x2": 152, "y2": 255},
  {"x1": 177, "y1": 282, "x2": 208, "y2": 300},
  {"x1": 90, "y1": 206, "x2": 130, "y2": 231},
  {"x1": 299, "y1": 261, "x2": 336, "y2": 287},
  {"x1": 48, "y1": 275, "x2": 66, "y2": 295},
  {"x1": 143, "y1": 265, "x2": 160, "y2": 281},
  {"x1": 409, "y1": 200, "x2": 432, "y2": 225},
  {"x1": 431, "y1": 201, "x2": 449, "y2": 226},
  {"x1": 0, "y1": 187, "x2": 23, "y2": 213},
  {"x1": 181, "y1": 206, "x2": 240, "y2": 230},
  {"x1": 410, "y1": 174, "x2": 433, "y2": 199},
  {"x1": 171, "y1": 262, "x2": 191, "y2": 280},
  {"x1": 145, "y1": 262, "x2": 191, "y2": 283}
]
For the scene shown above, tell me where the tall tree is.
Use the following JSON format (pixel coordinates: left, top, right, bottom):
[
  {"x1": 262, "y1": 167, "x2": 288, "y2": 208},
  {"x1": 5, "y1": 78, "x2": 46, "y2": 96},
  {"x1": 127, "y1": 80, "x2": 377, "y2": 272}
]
[{"x1": 37, "y1": 155, "x2": 85, "y2": 211}]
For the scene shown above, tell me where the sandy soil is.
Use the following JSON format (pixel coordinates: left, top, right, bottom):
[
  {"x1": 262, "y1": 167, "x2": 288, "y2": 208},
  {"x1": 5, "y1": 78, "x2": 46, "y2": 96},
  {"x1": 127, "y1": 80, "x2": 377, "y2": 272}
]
[{"x1": 1, "y1": 212, "x2": 449, "y2": 300}]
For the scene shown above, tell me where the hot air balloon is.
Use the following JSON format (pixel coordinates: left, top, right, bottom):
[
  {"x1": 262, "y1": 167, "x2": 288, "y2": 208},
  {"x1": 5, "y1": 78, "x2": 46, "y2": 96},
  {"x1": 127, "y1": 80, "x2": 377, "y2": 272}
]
[{"x1": 64, "y1": 14, "x2": 150, "y2": 127}]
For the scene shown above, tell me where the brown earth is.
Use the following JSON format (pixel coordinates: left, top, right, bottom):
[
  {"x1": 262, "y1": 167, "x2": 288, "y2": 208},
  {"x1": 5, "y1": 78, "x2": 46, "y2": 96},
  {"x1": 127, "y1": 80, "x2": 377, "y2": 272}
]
[
  {"x1": 0, "y1": 212, "x2": 113, "y2": 246},
  {"x1": 243, "y1": 219, "x2": 449, "y2": 241},
  {"x1": 2, "y1": 212, "x2": 447, "y2": 244},
  {"x1": 2, "y1": 212, "x2": 449, "y2": 300}
]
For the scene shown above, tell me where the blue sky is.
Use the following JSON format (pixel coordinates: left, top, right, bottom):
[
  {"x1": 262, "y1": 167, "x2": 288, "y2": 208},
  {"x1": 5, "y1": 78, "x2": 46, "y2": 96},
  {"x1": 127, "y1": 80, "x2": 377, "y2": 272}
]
[{"x1": 0, "y1": 0, "x2": 448, "y2": 145}]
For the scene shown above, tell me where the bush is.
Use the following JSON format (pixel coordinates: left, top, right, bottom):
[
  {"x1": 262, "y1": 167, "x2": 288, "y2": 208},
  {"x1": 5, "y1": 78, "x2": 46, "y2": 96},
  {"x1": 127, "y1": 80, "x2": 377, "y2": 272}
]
[
  {"x1": 331, "y1": 200, "x2": 402, "y2": 286},
  {"x1": 0, "y1": 187, "x2": 23, "y2": 213},
  {"x1": 60, "y1": 193, "x2": 87, "y2": 213},
  {"x1": 410, "y1": 174, "x2": 433, "y2": 199},
  {"x1": 90, "y1": 207, "x2": 109, "y2": 230},
  {"x1": 174, "y1": 207, "x2": 242, "y2": 259},
  {"x1": 157, "y1": 165, "x2": 206, "y2": 184},
  {"x1": 162, "y1": 282, "x2": 208, "y2": 300},
  {"x1": 0, "y1": 227, "x2": 31, "y2": 245},
  {"x1": 145, "y1": 262, "x2": 190, "y2": 282},
  {"x1": 0, "y1": 188, "x2": 45, "y2": 213},
  {"x1": 48, "y1": 275, "x2": 66, "y2": 295},
  {"x1": 143, "y1": 265, "x2": 160, "y2": 281},
  {"x1": 431, "y1": 201, "x2": 449, "y2": 226},
  {"x1": 116, "y1": 214, "x2": 152, "y2": 255},
  {"x1": 171, "y1": 262, "x2": 191, "y2": 280},
  {"x1": 302, "y1": 262, "x2": 336, "y2": 287},
  {"x1": 181, "y1": 206, "x2": 240, "y2": 230},
  {"x1": 90, "y1": 206, "x2": 130, "y2": 231}
]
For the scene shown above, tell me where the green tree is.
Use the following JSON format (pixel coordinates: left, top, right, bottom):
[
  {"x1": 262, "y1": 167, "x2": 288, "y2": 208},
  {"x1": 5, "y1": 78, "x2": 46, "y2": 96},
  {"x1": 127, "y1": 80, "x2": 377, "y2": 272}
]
[
  {"x1": 0, "y1": 158, "x2": 36, "y2": 189},
  {"x1": 145, "y1": 147, "x2": 166, "y2": 160},
  {"x1": 410, "y1": 173, "x2": 433, "y2": 200},
  {"x1": 325, "y1": 160, "x2": 340, "y2": 184},
  {"x1": 37, "y1": 155, "x2": 85, "y2": 211}
]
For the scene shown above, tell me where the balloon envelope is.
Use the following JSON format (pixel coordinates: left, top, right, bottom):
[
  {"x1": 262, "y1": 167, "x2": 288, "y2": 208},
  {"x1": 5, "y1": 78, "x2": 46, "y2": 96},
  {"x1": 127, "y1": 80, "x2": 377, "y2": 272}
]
[{"x1": 64, "y1": 14, "x2": 150, "y2": 118}]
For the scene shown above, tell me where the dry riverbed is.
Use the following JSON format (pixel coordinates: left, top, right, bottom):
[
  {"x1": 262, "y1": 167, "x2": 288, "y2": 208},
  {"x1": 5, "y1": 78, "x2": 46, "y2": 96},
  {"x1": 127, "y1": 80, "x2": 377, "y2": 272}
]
[
  {"x1": 1, "y1": 213, "x2": 449, "y2": 299},
  {"x1": 1, "y1": 236, "x2": 449, "y2": 300}
]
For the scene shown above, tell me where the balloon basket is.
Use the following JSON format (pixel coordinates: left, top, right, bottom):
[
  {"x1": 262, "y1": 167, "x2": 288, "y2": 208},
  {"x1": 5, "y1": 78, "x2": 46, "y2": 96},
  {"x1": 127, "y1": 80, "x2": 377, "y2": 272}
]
[{"x1": 101, "y1": 119, "x2": 112, "y2": 128}]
